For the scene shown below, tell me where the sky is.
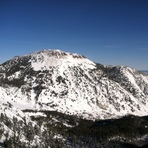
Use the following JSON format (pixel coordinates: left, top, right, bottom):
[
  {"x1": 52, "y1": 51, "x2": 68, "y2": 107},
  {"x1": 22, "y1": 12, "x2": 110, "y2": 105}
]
[{"x1": 0, "y1": 0, "x2": 148, "y2": 70}]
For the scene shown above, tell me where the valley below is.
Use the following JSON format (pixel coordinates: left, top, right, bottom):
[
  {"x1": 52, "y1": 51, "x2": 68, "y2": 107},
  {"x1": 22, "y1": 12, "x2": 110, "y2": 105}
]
[{"x1": 0, "y1": 110, "x2": 148, "y2": 148}]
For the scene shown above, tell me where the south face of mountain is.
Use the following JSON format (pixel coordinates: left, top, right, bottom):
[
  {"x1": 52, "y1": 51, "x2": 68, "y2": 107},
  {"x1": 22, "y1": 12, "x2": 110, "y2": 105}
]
[{"x1": 0, "y1": 49, "x2": 148, "y2": 120}]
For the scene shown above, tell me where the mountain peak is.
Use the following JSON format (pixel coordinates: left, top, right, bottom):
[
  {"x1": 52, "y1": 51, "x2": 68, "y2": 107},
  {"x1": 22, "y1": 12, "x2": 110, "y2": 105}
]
[
  {"x1": 28, "y1": 49, "x2": 95, "y2": 71},
  {"x1": 31, "y1": 49, "x2": 86, "y2": 59},
  {"x1": 33, "y1": 49, "x2": 68, "y2": 57}
]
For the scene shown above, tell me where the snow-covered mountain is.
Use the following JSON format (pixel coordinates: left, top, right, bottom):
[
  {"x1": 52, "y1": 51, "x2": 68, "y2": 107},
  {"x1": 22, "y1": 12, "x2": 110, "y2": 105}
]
[
  {"x1": 0, "y1": 49, "x2": 148, "y2": 147},
  {"x1": 0, "y1": 49, "x2": 148, "y2": 120}
]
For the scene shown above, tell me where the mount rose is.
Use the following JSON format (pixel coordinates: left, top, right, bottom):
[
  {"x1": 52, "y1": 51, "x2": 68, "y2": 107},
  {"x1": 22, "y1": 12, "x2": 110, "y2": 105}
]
[{"x1": 0, "y1": 49, "x2": 148, "y2": 147}]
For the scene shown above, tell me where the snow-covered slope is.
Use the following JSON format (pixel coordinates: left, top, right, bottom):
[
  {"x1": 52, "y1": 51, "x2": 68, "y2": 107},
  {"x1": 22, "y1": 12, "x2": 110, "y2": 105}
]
[{"x1": 0, "y1": 49, "x2": 148, "y2": 120}]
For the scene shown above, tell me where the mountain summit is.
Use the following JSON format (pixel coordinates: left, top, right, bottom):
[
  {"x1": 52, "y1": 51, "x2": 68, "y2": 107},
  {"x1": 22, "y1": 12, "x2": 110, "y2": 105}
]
[{"x1": 0, "y1": 49, "x2": 148, "y2": 120}]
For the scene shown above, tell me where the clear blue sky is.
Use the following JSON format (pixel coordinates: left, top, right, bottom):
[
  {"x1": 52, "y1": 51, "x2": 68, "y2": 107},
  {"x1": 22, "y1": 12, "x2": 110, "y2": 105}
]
[{"x1": 0, "y1": 0, "x2": 148, "y2": 70}]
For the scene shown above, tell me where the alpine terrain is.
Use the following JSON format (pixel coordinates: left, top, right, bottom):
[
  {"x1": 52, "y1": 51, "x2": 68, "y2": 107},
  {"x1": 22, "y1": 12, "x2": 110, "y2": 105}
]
[{"x1": 0, "y1": 49, "x2": 148, "y2": 147}]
